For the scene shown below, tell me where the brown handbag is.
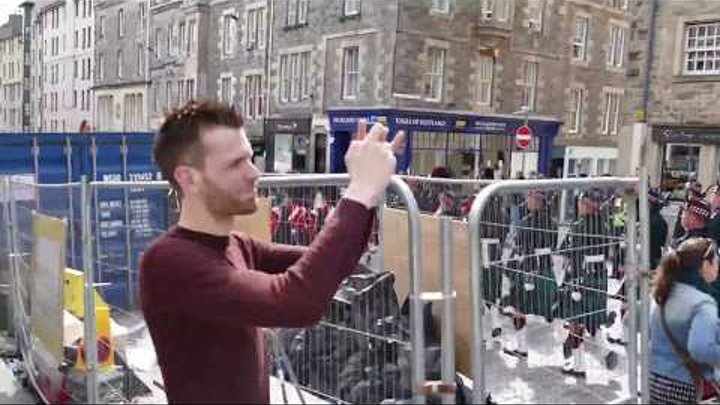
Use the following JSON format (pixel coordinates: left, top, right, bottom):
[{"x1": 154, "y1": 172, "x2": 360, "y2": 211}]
[{"x1": 660, "y1": 305, "x2": 720, "y2": 402}]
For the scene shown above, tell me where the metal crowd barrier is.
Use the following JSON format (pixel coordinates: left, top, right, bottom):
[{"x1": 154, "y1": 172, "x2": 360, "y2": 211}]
[
  {"x1": 2, "y1": 174, "x2": 431, "y2": 405},
  {"x1": 467, "y1": 176, "x2": 650, "y2": 404}
]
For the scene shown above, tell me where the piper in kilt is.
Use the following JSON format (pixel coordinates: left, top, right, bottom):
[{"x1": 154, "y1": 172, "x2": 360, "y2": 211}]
[
  {"x1": 556, "y1": 190, "x2": 617, "y2": 377},
  {"x1": 502, "y1": 190, "x2": 558, "y2": 359}
]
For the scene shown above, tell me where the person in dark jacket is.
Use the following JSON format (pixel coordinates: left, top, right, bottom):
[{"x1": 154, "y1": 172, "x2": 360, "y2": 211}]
[
  {"x1": 671, "y1": 197, "x2": 712, "y2": 249},
  {"x1": 479, "y1": 196, "x2": 510, "y2": 344},
  {"x1": 649, "y1": 188, "x2": 669, "y2": 270},
  {"x1": 502, "y1": 189, "x2": 558, "y2": 359},
  {"x1": 556, "y1": 190, "x2": 617, "y2": 378},
  {"x1": 672, "y1": 179, "x2": 704, "y2": 240},
  {"x1": 707, "y1": 184, "x2": 720, "y2": 244}
]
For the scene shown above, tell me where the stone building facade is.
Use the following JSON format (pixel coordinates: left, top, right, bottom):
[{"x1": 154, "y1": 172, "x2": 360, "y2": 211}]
[
  {"x1": 624, "y1": 0, "x2": 720, "y2": 194},
  {"x1": 94, "y1": 0, "x2": 149, "y2": 131},
  {"x1": 0, "y1": 15, "x2": 23, "y2": 132}
]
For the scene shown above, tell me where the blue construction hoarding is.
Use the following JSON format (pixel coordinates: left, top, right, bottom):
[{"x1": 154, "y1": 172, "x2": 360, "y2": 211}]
[
  {"x1": 326, "y1": 108, "x2": 562, "y2": 175},
  {"x1": 0, "y1": 133, "x2": 167, "y2": 310}
]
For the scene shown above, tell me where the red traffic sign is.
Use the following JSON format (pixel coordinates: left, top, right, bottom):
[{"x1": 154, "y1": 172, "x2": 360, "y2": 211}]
[{"x1": 515, "y1": 125, "x2": 533, "y2": 150}]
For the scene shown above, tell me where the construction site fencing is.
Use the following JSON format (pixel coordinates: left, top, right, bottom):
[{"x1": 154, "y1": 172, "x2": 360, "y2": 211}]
[
  {"x1": 2, "y1": 174, "x2": 436, "y2": 405},
  {"x1": 467, "y1": 176, "x2": 651, "y2": 404}
]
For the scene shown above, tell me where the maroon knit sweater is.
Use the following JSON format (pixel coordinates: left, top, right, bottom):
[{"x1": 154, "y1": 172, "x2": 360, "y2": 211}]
[{"x1": 139, "y1": 199, "x2": 375, "y2": 404}]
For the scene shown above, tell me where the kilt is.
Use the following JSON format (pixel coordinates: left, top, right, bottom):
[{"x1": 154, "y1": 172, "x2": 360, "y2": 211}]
[
  {"x1": 554, "y1": 260, "x2": 607, "y2": 336},
  {"x1": 650, "y1": 373, "x2": 697, "y2": 404}
]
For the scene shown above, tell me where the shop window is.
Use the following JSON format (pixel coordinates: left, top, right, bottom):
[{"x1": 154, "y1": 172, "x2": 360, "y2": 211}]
[{"x1": 663, "y1": 144, "x2": 701, "y2": 199}]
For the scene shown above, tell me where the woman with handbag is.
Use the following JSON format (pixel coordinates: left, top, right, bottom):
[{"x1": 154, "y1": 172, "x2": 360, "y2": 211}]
[{"x1": 650, "y1": 237, "x2": 720, "y2": 403}]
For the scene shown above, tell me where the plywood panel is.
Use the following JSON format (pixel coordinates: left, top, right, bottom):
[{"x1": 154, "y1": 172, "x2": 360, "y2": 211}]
[
  {"x1": 382, "y1": 208, "x2": 474, "y2": 374},
  {"x1": 232, "y1": 197, "x2": 272, "y2": 243}
]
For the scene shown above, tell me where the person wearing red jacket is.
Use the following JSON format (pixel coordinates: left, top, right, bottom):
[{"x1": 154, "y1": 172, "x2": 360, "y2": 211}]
[{"x1": 140, "y1": 100, "x2": 403, "y2": 404}]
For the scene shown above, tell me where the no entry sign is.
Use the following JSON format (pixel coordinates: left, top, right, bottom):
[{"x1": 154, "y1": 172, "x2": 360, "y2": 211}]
[{"x1": 515, "y1": 125, "x2": 533, "y2": 150}]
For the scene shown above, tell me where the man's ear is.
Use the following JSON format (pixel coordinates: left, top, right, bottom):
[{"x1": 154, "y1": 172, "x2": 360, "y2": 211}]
[{"x1": 174, "y1": 165, "x2": 197, "y2": 196}]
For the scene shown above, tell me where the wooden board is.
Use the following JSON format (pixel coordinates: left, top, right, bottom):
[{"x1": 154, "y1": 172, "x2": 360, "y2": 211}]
[
  {"x1": 382, "y1": 207, "x2": 474, "y2": 374},
  {"x1": 232, "y1": 197, "x2": 272, "y2": 243}
]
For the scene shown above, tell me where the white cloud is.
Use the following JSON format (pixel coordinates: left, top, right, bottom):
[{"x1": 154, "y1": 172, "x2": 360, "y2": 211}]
[{"x1": 0, "y1": 2, "x2": 22, "y2": 26}]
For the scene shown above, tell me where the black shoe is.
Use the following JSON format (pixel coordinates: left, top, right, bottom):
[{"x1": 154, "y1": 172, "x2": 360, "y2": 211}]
[
  {"x1": 503, "y1": 348, "x2": 528, "y2": 359},
  {"x1": 561, "y1": 368, "x2": 586, "y2": 378},
  {"x1": 503, "y1": 348, "x2": 527, "y2": 358},
  {"x1": 607, "y1": 337, "x2": 627, "y2": 346},
  {"x1": 491, "y1": 328, "x2": 502, "y2": 338},
  {"x1": 605, "y1": 351, "x2": 619, "y2": 370}
]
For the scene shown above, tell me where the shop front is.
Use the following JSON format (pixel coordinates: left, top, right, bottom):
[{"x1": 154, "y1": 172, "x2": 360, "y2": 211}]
[
  {"x1": 264, "y1": 117, "x2": 317, "y2": 173},
  {"x1": 562, "y1": 146, "x2": 618, "y2": 178},
  {"x1": 651, "y1": 124, "x2": 720, "y2": 199},
  {"x1": 326, "y1": 108, "x2": 561, "y2": 178}
]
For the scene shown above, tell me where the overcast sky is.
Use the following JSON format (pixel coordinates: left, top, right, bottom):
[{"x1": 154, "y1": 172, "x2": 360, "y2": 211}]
[{"x1": 0, "y1": 2, "x2": 22, "y2": 26}]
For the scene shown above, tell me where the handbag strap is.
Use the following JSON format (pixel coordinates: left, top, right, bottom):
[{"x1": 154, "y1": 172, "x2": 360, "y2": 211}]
[{"x1": 659, "y1": 305, "x2": 717, "y2": 400}]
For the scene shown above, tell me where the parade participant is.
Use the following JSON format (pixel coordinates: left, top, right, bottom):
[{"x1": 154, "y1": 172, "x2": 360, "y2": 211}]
[
  {"x1": 649, "y1": 188, "x2": 669, "y2": 270},
  {"x1": 502, "y1": 189, "x2": 557, "y2": 358},
  {"x1": 671, "y1": 197, "x2": 712, "y2": 249},
  {"x1": 707, "y1": 183, "x2": 720, "y2": 245},
  {"x1": 672, "y1": 178, "x2": 704, "y2": 240},
  {"x1": 557, "y1": 190, "x2": 617, "y2": 377}
]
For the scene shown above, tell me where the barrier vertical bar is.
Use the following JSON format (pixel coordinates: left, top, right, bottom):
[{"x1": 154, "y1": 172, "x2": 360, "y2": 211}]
[
  {"x1": 376, "y1": 195, "x2": 385, "y2": 271},
  {"x1": 122, "y1": 136, "x2": 133, "y2": 309},
  {"x1": 81, "y1": 176, "x2": 99, "y2": 404},
  {"x1": 9, "y1": 178, "x2": 21, "y2": 352},
  {"x1": 388, "y1": 177, "x2": 426, "y2": 405},
  {"x1": 469, "y1": 197, "x2": 486, "y2": 404},
  {"x1": 91, "y1": 136, "x2": 101, "y2": 283},
  {"x1": 638, "y1": 168, "x2": 651, "y2": 404},
  {"x1": 32, "y1": 136, "x2": 40, "y2": 210},
  {"x1": 624, "y1": 192, "x2": 639, "y2": 402},
  {"x1": 66, "y1": 136, "x2": 77, "y2": 269},
  {"x1": 439, "y1": 217, "x2": 456, "y2": 405},
  {"x1": 3, "y1": 178, "x2": 15, "y2": 338}
]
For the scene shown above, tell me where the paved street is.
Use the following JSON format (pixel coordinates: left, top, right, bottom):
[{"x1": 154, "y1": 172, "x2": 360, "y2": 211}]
[{"x1": 482, "y1": 315, "x2": 631, "y2": 404}]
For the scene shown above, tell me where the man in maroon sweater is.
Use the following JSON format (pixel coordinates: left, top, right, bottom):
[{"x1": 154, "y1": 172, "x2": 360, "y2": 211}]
[{"x1": 140, "y1": 100, "x2": 402, "y2": 404}]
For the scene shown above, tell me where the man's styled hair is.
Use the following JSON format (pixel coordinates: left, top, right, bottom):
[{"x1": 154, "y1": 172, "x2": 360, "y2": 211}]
[{"x1": 154, "y1": 100, "x2": 244, "y2": 191}]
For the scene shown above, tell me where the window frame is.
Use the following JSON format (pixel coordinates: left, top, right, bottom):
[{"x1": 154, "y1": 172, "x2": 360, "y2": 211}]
[
  {"x1": 179, "y1": 22, "x2": 187, "y2": 55},
  {"x1": 528, "y1": 0, "x2": 544, "y2": 32},
  {"x1": 244, "y1": 74, "x2": 263, "y2": 119},
  {"x1": 683, "y1": 22, "x2": 720, "y2": 76},
  {"x1": 117, "y1": 50, "x2": 123, "y2": 78},
  {"x1": 222, "y1": 14, "x2": 235, "y2": 56},
  {"x1": 431, "y1": 0, "x2": 449, "y2": 14},
  {"x1": 521, "y1": 61, "x2": 538, "y2": 111},
  {"x1": 572, "y1": 16, "x2": 589, "y2": 61},
  {"x1": 342, "y1": 46, "x2": 360, "y2": 100},
  {"x1": 247, "y1": 9, "x2": 258, "y2": 49},
  {"x1": 220, "y1": 76, "x2": 233, "y2": 104},
  {"x1": 569, "y1": 87, "x2": 584, "y2": 134},
  {"x1": 118, "y1": 8, "x2": 124, "y2": 39},
  {"x1": 425, "y1": 47, "x2": 445, "y2": 101},
  {"x1": 99, "y1": 16, "x2": 105, "y2": 40},
  {"x1": 601, "y1": 91, "x2": 622, "y2": 136},
  {"x1": 476, "y1": 55, "x2": 494, "y2": 106},
  {"x1": 290, "y1": 53, "x2": 301, "y2": 101},
  {"x1": 607, "y1": 24, "x2": 626, "y2": 68},
  {"x1": 344, "y1": 0, "x2": 361, "y2": 17},
  {"x1": 280, "y1": 54, "x2": 290, "y2": 102}
]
